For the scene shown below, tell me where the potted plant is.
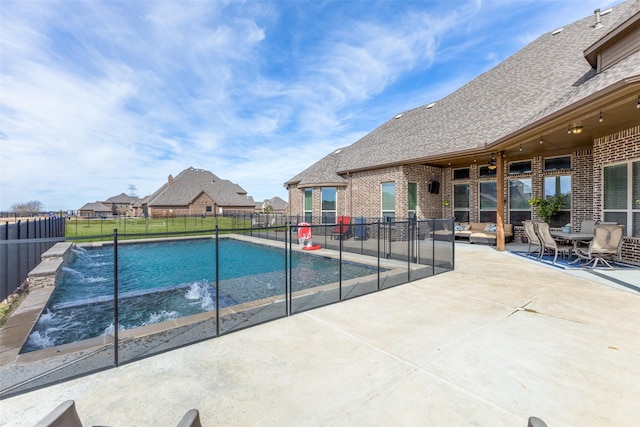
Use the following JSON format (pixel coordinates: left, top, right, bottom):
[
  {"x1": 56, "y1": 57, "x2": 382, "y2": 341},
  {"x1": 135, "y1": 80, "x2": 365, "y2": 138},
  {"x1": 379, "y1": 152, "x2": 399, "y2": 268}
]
[{"x1": 528, "y1": 195, "x2": 566, "y2": 223}]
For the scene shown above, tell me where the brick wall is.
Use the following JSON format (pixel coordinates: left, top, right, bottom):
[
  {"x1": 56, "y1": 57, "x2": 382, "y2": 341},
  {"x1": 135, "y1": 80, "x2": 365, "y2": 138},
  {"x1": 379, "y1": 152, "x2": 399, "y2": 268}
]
[
  {"x1": 572, "y1": 150, "x2": 594, "y2": 226},
  {"x1": 593, "y1": 125, "x2": 640, "y2": 264}
]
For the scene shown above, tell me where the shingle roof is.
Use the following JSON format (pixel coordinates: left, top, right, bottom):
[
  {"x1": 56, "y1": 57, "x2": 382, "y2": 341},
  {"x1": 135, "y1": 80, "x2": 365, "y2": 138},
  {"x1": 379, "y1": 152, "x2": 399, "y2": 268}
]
[
  {"x1": 105, "y1": 193, "x2": 140, "y2": 204},
  {"x1": 287, "y1": 0, "x2": 640, "y2": 185},
  {"x1": 145, "y1": 167, "x2": 255, "y2": 208},
  {"x1": 264, "y1": 196, "x2": 288, "y2": 211},
  {"x1": 78, "y1": 202, "x2": 111, "y2": 212},
  {"x1": 286, "y1": 148, "x2": 350, "y2": 186}
]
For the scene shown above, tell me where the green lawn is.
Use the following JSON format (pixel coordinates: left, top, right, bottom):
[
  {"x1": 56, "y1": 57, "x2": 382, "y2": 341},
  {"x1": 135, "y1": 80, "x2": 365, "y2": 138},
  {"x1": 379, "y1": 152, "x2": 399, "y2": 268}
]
[{"x1": 65, "y1": 216, "x2": 254, "y2": 241}]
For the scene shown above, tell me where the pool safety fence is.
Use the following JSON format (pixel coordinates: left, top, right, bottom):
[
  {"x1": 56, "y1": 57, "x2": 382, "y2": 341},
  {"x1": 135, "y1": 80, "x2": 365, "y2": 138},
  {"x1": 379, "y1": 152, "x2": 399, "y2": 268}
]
[
  {"x1": 0, "y1": 219, "x2": 454, "y2": 399},
  {"x1": 0, "y1": 217, "x2": 66, "y2": 302}
]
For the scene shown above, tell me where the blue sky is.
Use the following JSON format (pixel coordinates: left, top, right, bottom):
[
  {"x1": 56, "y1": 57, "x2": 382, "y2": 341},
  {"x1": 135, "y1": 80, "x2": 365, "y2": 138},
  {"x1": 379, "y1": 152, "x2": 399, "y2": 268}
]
[{"x1": 0, "y1": 0, "x2": 620, "y2": 212}]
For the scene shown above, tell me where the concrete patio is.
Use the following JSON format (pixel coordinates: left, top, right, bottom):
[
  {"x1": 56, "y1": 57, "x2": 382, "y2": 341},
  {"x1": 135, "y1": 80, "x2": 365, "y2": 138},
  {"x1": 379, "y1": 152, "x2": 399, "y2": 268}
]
[{"x1": 1, "y1": 242, "x2": 638, "y2": 426}]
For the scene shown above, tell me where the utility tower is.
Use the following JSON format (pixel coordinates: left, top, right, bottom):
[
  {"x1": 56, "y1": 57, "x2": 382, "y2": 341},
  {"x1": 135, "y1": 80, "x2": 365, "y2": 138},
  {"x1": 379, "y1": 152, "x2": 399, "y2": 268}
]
[{"x1": 127, "y1": 184, "x2": 138, "y2": 197}]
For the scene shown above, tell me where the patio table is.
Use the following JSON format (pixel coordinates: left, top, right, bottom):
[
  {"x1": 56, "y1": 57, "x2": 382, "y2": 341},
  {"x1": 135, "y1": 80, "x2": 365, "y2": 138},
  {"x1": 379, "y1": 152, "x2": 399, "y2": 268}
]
[{"x1": 550, "y1": 231, "x2": 594, "y2": 264}]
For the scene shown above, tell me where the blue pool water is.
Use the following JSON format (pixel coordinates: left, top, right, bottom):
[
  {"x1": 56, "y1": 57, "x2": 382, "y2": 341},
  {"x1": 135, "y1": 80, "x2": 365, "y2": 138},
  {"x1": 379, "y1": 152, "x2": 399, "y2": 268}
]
[{"x1": 24, "y1": 238, "x2": 379, "y2": 352}]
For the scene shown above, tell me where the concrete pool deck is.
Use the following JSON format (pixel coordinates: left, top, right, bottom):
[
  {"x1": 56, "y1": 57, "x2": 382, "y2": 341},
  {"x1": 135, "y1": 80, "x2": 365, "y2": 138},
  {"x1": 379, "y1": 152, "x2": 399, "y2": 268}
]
[{"x1": 1, "y1": 242, "x2": 639, "y2": 426}]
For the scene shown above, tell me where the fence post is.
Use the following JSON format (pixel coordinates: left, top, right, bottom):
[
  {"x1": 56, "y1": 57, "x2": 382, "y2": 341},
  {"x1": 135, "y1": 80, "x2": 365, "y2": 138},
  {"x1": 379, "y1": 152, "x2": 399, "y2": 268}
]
[
  {"x1": 113, "y1": 228, "x2": 119, "y2": 367},
  {"x1": 215, "y1": 225, "x2": 220, "y2": 336},
  {"x1": 339, "y1": 225, "x2": 343, "y2": 301},
  {"x1": 285, "y1": 223, "x2": 289, "y2": 316},
  {"x1": 377, "y1": 221, "x2": 381, "y2": 291}
]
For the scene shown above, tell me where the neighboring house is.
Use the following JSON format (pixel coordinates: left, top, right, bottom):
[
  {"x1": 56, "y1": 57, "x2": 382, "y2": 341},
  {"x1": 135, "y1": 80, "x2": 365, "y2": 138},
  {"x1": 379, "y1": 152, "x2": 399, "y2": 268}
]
[
  {"x1": 78, "y1": 202, "x2": 112, "y2": 218},
  {"x1": 286, "y1": 2, "x2": 640, "y2": 263},
  {"x1": 142, "y1": 167, "x2": 256, "y2": 217},
  {"x1": 256, "y1": 197, "x2": 289, "y2": 213},
  {"x1": 102, "y1": 193, "x2": 141, "y2": 216}
]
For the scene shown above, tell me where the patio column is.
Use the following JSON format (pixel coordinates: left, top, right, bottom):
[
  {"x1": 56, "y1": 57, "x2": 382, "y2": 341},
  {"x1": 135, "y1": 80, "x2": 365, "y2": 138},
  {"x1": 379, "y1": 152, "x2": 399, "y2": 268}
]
[{"x1": 496, "y1": 150, "x2": 505, "y2": 251}]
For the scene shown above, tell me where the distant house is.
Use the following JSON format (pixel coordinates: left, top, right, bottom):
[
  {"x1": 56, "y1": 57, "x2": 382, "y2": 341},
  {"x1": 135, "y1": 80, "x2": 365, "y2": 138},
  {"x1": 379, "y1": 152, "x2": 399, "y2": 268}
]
[
  {"x1": 78, "y1": 202, "x2": 112, "y2": 218},
  {"x1": 142, "y1": 167, "x2": 256, "y2": 217},
  {"x1": 256, "y1": 196, "x2": 289, "y2": 213},
  {"x1": 102, "y1": 193, "x2": 141, "y2": 216}
]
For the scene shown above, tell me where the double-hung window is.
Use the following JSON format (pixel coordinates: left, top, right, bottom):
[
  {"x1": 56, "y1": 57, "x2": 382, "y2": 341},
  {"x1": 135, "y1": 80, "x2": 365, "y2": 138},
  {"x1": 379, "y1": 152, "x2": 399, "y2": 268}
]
[
  {"x1": 603, "y1": 160, "x2": 640, "y2": 237},
  {"x1": 304, "y1": 189, "x2": 313, "y2": 223},
  {"x1": 408, "y1": 183, "x2": 417, "y2": 218},
  {"x1": 321, "y1": 187, "x2": 336, "y2": 224},
  {"x1": 543, "y1": 176, "x2": 571, "y2": 227},
  {"x1": 509, "y1": 178, "x2": 532, "y2": 225},
  {"x1": 381, "y1": 182, "x2": 395, "y2": 221},
  {"x1": 479, "y1": 181, "x2": 497, "y2": 223},
  {"x1": 453, "y1": 183, "x2": 470, "y2": 223}
]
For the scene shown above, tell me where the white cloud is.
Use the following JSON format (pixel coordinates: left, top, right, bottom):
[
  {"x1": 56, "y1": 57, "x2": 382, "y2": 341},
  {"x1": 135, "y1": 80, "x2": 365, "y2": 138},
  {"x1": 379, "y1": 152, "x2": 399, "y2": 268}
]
[{"x1": 0, "y1": 0, "x2": 619, "y2": 211}]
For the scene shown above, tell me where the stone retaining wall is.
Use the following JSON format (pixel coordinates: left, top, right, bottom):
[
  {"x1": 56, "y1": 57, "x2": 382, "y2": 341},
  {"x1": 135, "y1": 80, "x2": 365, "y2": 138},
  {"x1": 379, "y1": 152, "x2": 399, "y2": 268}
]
[{"x1": 27, "y1": 242, "x2": 74, "y2": 289}]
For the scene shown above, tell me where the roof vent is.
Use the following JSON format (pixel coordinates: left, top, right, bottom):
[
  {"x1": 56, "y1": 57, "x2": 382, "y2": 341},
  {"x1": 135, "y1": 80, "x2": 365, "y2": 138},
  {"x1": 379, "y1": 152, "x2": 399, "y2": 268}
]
[
  {"x1": 334, "y1": 149, "x2": 342, "y2": 154},
  {"x1": 552, "y1": 28, "x2": 563, "y2": 35},
  {"x1": 394, "y1": 113, "x2": 403, "y2": 119},
  {"x1": 594, "y1": 9, "x2": 603, "y2": 29},
  {"x1": 426, "y1": 102, "x2": 436, "y2": 109},
  {"x1": 601, "y1": 8, "x2": 612, "y2": 16}
]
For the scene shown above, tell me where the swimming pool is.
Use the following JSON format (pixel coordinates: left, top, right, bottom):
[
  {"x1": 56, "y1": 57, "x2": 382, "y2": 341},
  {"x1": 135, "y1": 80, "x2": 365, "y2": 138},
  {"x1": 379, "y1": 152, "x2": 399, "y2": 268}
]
[{"x1": 24, "y1": 238, "x2": 380, "y2": 352}]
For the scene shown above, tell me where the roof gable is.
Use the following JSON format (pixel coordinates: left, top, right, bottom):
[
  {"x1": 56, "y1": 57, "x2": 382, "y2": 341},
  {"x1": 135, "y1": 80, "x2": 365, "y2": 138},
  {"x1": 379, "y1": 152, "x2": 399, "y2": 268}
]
[{"x1": 146, "y1": 167, "x2": 255, "y2": 207}]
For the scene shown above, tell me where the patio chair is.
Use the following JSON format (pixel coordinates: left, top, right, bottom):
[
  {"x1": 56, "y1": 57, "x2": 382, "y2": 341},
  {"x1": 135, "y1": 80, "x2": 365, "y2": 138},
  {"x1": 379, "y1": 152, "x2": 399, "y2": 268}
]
[
  {"x1": 35, "y1": 400, "x2": 83, "y2": 427},
  {"x1": 176, "y1": 409, "x2": 202, "y2": 427},
  {"x1": 575, "y1": 224, "x2": 624, "y2": 268},
  {"x1": 579, "y1": 219, "x2": 596, "y2": 234},
  {"x1": 536, "y1": 222, "x2": 573, "y2": 264},
  {"x1": 522, "y1": 220, "x2": 542, "y2": 257},
  {"x1": 577, "y1": 219, "x2": 597, "y2": 248},
  {"x1": 330, "y1": 216, "x2": 352, "y2": 240}
]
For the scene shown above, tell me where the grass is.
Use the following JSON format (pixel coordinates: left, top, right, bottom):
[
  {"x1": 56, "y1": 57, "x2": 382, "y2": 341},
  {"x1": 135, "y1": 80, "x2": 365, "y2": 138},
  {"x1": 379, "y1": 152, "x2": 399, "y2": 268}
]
[
  {"x1": 64, "y1": 216, "x2": 284, "y2": 241},
  {"x1": 0, "y1": 284, "x2": 28, "y2": 328}
]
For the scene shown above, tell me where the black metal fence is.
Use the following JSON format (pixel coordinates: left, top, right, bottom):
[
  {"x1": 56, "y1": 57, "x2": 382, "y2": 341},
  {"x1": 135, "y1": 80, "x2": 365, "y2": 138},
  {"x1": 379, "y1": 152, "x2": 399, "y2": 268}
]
[
  {"x1": 0, "y1": 218, "x2": 454, "y2": 399},
  {"x1": 0, "y1": 217, "x2": 66, "y2": 302}
]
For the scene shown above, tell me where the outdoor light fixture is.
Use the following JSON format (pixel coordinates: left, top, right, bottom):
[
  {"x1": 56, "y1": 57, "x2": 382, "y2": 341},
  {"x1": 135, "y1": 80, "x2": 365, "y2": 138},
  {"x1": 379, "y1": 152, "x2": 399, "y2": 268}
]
[
  {"x1": 488, "y1": 153, "x2": 497, "y2": 170},
  {"x1": 519, "y1": 143, "x2": 523, "y2": 152},
  {"x1": 568, "y1": 126, "x2": 583, "y2": 135},
  {"x1": 599, "y1": 111, "x2": 604, "y2": 122},
  {"x1": 539, "y1": 136, "x2": 543, "y2": 144},
  {"x1": 637, "y1": 96, "x2": 640, "y2": 108}
]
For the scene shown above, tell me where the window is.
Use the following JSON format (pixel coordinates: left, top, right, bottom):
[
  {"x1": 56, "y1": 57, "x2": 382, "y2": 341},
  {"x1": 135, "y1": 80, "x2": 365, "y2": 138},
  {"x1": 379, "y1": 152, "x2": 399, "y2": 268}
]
[
  {"x1": 453, "y1": 183, "x2": 470, "y2": 223},
  {"x1": 408, "y1": 182, "x2": 417, "y2": 218},
  {"x1": 479, "y1": 181, "x2": 497, "y2": 223},
  {"x1": 453, "y1": 168, "x2": 470, "y2": 180},
  {"x1": 205, "y1": 206, "x2": 212, "y2": 212},
  {"x1": 478, "y1": 166, "x2": 497, "y2": 178},
  {"x1": 321, "y1": 187, "x2": 336, "y2": 224},
  {"x1": 544, "y1": 156, "x2": 571, "y2": 171},
  {"x1": 603, "y1": 160, "x2": 640, "y2": 237},
  {"x1": 509, "y1": 161, "x2": 532, "y2": 175},
  {"x1": 544, "y1": 175, "x2": 571, "y2": 227},
  {"x1": 381, "y1": 182, "x2": 395, "y2": 221},
  {"x1": 509, "y1": 179, "x2": 532, "y2": 225},
  {"x1": 304, "y1": 189, "x2": 313, "y2": 223}
]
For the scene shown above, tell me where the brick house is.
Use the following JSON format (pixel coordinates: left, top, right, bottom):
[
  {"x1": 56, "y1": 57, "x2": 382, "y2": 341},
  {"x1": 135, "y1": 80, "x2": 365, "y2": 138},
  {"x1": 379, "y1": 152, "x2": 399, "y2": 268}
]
[
  {"x1": 102, "y1": 193, "x2": 141, "y2": 216},
  {"x1": 77, "y1": 202, "x2": 112, "y2": 218},
  {"x1": 141, "y1": 167, "x2": 256, "y2": 218},
  {"x1": 285, "y1": 2, "x2": 640, "y2": 263}
]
